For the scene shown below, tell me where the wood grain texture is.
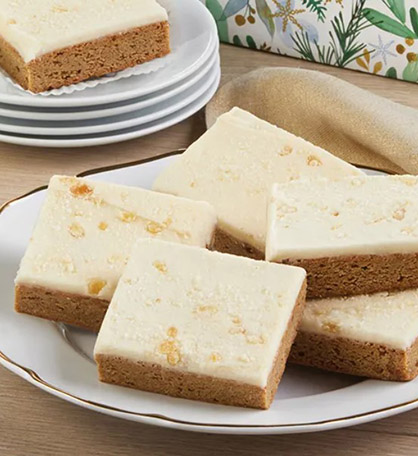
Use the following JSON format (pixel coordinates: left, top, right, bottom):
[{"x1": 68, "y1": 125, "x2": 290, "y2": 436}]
[{"x1": 1, "y1": 44, "x2": 418, "y2": 455}]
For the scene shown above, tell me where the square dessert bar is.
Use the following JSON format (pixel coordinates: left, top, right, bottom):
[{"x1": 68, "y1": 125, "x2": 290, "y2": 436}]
[
  {"x1": 266, "y1": 175, "x2": 418, "y2": 299},
  {"x1": 0, "y1": 0, "x2": 170, "y2": 93},
  {"x1": 15, "y1": 176, "x2": 216, "y2": 332},
  {"x1": 94, "y1": 238, "x2": 307, "y2": 409},
  {"x1": 290, "y1": 290, "x2": 418, "y2": 381},
  {"x1": 153, "y1": 107, "x2": 363, "y2": 260}
]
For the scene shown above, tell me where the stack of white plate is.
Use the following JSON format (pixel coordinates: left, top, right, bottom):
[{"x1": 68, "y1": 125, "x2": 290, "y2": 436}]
[{"x1": 0, "y1": 0, "x2": 220, "y2": 148}]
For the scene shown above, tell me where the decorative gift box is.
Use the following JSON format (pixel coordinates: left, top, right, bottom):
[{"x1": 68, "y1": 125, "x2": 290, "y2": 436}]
[{"x1": 202, "y1": 0, "x2": 418, "y2": 83}]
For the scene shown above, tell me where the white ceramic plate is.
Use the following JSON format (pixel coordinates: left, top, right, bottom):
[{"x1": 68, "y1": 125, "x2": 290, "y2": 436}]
[
  {"x1": 0, "y1": 46, "x2": 219, "y2": 122},
  {"x1": 1, "y1": 156, "x2": 417, "y2": 435},
  {"x1": 0, "y1": 58, "x2": 219, "y2": 136},
  {"x1": 0, "y1": 67, "x2": 220, "y2": 148},
  {"x1": 0, "y1": 0, "x2": 217, "y2": 108}
]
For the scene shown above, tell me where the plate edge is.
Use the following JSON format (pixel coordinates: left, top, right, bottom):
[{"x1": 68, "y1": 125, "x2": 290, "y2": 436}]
[{"x1": 1, "y1": 154, "x2": 415, "y2": 433}]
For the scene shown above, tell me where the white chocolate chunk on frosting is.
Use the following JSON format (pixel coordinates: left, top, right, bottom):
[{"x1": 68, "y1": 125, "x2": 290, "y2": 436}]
[
  {"x1": 15, "y1": 176, "x2": 216, "y2": 301},
  {"x1": 266, "y1": 175, "x2": 418, "y2": 261},
  {"x1": 153, "y1": 107, "x2": 362, "y2": 252},
  {"x1": 302, "y1": 289, "x2": 418, "y2": 350},
  {"x1": 94, "y1": 239, "x2": 306, "y2": 387},
  {"x1": 0, "y1": 0, "x2": 168, "y2": 62}
]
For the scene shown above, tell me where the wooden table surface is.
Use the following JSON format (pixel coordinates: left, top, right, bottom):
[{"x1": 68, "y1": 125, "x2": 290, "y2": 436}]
[{"x1": 1, "y1": 44, "x2": 418, "y2": 456}]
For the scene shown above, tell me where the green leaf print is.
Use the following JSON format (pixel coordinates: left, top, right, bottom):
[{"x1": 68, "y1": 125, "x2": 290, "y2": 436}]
[
  {"x1": 206, "y1": 0, "x2": 229, "y2": 42},
  {"x1": 386, "y1": 0, "x2": 406, "y2": 23},
  {"x1": 410, "y1": 8, "x2": 418, "y2": 37},
  {"x1": 292, "y1": 0, "x2": 371, "y2": 68},
  {"x1": 205, "y1": 0, "x2": 223, "y2": 20},
  {"x1": 403, "y1": 59, "x2": 418, "y2": 82},
  {"x1": 330, "y1": 1, "x2": 371, "y2": 68},
  {"x1": 255, "y1": 0, "x2": 276, "y2": 37},
  {"x1": 301, "y1": 0, "x2": 327, "y2": 23},
  {"x1": 363, "y1": 8, "x2": 417, "y2": 38},
  {"x1": 385, "y1": 67, "x2": 398, "y2": 79},
  {"x1": 246, "y1": 35, "x2": 257, "y2": 49},
  {"x1": 233, "y1": 35, "x2": 244, "y2": 46}
]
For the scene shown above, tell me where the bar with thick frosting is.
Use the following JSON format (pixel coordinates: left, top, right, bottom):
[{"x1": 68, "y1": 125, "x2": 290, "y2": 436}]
[
  {"x1": 290, "y1": 290, "x2": 418, "y2": 381},
  {"x1": 94, "y1": 238, "x2": 307, "y2": 409},
  {"x1": 0, "y1": 0, "x2": 168, "y2": 62},
  {"x1": 153, "y1": 108, "x2": 363, "y2": 259},
  {"x1": 15, "y1": 175, "x2": 216, "y2": 331},
  {"x1": 266, "y1": 175, "x2": 418, "y2": 298},
  {"x1": 0, "y1": 0, "x2": 170, "y2": 92}
]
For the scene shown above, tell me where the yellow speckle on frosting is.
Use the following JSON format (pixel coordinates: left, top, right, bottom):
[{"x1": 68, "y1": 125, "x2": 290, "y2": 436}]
[
  {"x1": 146, "y1": 218, "x2": 172, "y2": 235},
  {"x1": 167, "y1": 326, "x2": 178, "y2": 338},
  {"x1": 231, "y1": 316, "x2": 242, "y2": 325},
  {"x1": 321, "y1": 321, "x2": 340, "y2": 334},
  {"x1": 401, "y1": 226, "x2": 415, "y2": 236},
  {"x1": 107, "y1": 254, "x2": 124, "y2": 264},
  {"x1": 246, "y1": 334, "x2": 265, "y2": 344},
  {"x1": 229, "y1": 326, "x2": 246, "y2": 335},
  {"x1": 153, "y1": 260, "x2": 167, "y2": 273},
  {"x1": 167, "y1": 351, "x2": 181, "y2": 366},
  {"x1": 68, "y1": 222, "x2": 85, "y2": 238},
  {"x1": 51, "y1": 4, "x2": 69, "y2": 13},
  {"x1": 397, "y1": 176, "x2": 417, "y2": 186},
  {"x1": 196, "y1": 305, "x2": 218, "y2": 314},
  {"x1": 70, "y1": 183, "x2": 93, "y2": 198},
  {"x1": 87, "y1": 278, "x2": 106, "y2": 296},
  {"x1": 209, "y1": 352, "x2": 222, "y2": 362},
  {"x1": 393, "y1": 208, "x2": 406, "y2": 221},
  {"x1": 280, "y1": 145, "x2": 293, "y2": 156},
  {"x1": 276, "y1": 203, "x2": 297, "y2": 218},
  {"x1": 238, "y1": 354, "x2": 250, "y2": 363},
  {"x1": 118, "y1": 211, "x2": 137, "y2": 223},
  {"x1": 159, "y1": 339, "x2": 181, "y2": 366},
  {"x1": 98, "y1": 221, "x2": 108, "y2": 231},
  {"x1": 307, "y1": 155, "x2": 322, "y2": 167}
]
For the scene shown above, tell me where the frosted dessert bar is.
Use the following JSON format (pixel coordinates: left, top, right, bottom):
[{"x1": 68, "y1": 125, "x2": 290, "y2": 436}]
[
  {"x1": 94, "y1": 238, "x2": 307, "y2": 409},
  {"x1": 290, "y1": 290, "x2": 418, "y2": 381},
  {"x1": 0, "y1": 0, "x2": 170, "y2": 93},
  {"x1": 266, "y1": 175, "x2": 418, "y2": 298},
  {"x1": 153, "y1": 107, "x2": 362, "y2": 260},
  {"x1": 15, "y1": 176, "x2": 216, "y2": 331}
]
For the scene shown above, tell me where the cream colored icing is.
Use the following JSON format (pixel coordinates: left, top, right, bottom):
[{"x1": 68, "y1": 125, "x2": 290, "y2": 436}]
[
  {"x1": 302, "y1": 290, "x2": 418, "y2": 350},
  {"x1": 0, "y1": 0, "x2": 168, "y2": 62},
  {"x1": 153, "y1": 107, "x2": 363, "y2": 253},
  {"x1": 266, "y1": 175, "x2": 418, "y2": 261},
  {"x1": 15, "y1": 176, "x2": 216, "y2": 301},
  {"x1": 94, "y1": 238, "x2": 306, "y2": 387}
]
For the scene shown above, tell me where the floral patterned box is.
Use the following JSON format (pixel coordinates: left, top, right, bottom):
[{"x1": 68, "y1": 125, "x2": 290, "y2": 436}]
[{"x1": 202, "y1": 0, "x2": 418, "y2": 83}]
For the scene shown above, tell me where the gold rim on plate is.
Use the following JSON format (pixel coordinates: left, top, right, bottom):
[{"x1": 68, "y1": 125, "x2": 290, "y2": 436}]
[{"x1": 0, "y1": 151, "x2": 413, "y2": 432}]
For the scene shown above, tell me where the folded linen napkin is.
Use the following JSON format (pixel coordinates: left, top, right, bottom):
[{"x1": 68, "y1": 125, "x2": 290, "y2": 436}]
[{"x1": 206, "y1": 68, "x2": 418, "y2": 174}]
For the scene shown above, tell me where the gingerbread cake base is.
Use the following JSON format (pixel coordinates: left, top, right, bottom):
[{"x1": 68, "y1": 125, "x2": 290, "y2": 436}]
[
  {"x1": 290, "y1": 331, "x2": 418, "y2": 381},
  {"x1": 15, "y1": 284, "x2": 109, "y2": 332},
  {"x1": 0, "y1": 21, "x2": 170, "y2": 93},
  {"x1": 283, "y1": 252, "x2": 418, "y2": 299},
  {"x1": 96, "y1": 281, "x2": 307, "y2": 409},
  {"x1": 213, "y1": 228, "x2": 264, "y2": 260}
]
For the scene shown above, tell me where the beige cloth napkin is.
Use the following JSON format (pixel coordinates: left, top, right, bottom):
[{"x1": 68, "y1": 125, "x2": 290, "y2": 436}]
[{"x1": 206, "y1": 68, "x2": 418, "y2": 175}]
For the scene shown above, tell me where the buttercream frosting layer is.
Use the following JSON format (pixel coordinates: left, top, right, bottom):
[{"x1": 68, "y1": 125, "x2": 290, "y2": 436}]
[
  {"x1": 16, "y1": 176, "x2": 216, "y2": 301},
  {"x1": 266, "y1": 175, "x2": 418, "y2": 261},
  {"x1": 302, "y1": 290, "x2": 418, "y2": 349},
  {"x1": 153, "y1": 107, "x2": 362, "y2": 252}
]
